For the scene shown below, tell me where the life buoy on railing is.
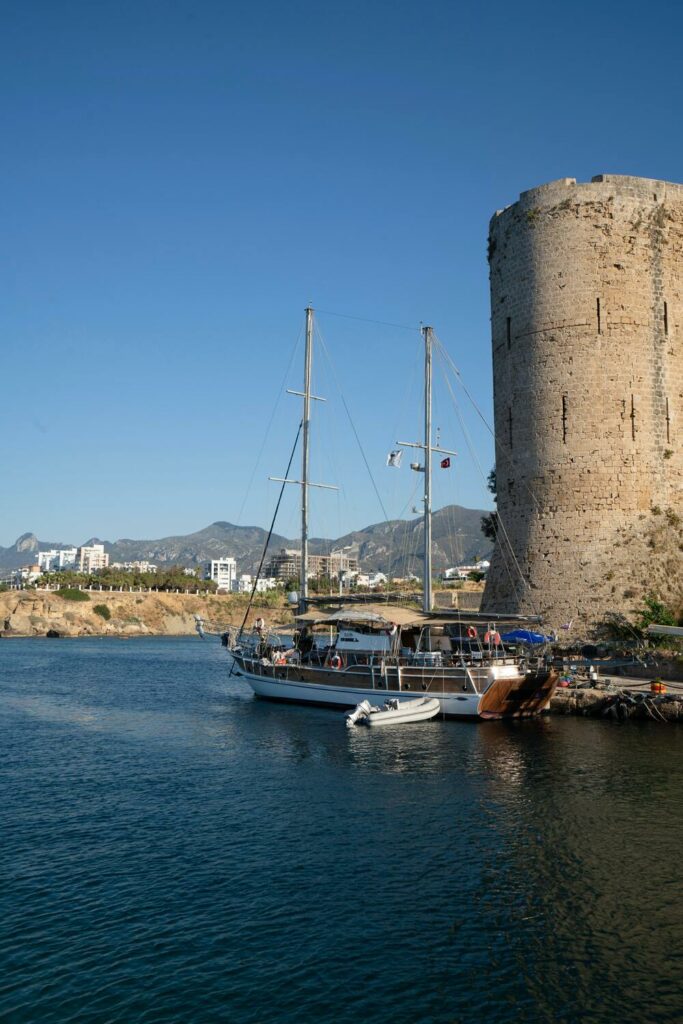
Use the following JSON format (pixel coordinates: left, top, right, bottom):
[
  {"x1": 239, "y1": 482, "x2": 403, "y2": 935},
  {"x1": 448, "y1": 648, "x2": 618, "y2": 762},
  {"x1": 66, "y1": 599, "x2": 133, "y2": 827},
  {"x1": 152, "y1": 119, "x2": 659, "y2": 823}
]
[
  {"x1": 484, "y1": 630, "x2": 502, "y2": 646},
  {"x1": 329, "y1": 653, "x2": 343, "y2": 670},
  {"x1": 466, "y1": 626, "x2": 477, "y2": 640}
]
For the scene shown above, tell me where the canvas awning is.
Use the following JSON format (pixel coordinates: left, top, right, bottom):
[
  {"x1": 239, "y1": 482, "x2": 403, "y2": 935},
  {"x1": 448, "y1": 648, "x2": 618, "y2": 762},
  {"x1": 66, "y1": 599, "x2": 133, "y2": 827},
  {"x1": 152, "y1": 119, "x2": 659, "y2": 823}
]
[{"x1": 295, "y1": 604, "x2": 428, "y2": 628}]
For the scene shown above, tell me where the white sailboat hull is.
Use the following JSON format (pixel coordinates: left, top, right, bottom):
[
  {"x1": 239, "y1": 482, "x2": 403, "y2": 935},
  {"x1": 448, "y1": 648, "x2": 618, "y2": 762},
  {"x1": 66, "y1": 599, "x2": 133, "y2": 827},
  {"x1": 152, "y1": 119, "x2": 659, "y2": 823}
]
[
  {"x1": 235, "y1": 665, "x2": 483, "y2": 717},
  {"x1": 229, "y1": 652, "x2": 557, "y2": 720}
]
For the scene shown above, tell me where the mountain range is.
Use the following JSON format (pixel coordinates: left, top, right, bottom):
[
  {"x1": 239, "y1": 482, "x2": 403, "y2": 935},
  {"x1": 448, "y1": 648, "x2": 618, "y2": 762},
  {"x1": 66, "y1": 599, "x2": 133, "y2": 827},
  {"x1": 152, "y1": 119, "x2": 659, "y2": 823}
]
[{"x1": 0, "y1": 505, "x2": 492, "y2": 576}]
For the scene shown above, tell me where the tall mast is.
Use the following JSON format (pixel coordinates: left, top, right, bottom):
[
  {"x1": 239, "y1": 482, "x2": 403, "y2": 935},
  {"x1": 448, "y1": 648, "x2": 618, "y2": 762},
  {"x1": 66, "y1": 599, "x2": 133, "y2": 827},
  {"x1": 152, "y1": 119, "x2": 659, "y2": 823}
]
[
  {"x1": 423, "y1": 325, "x2": 433, "y2": 613},
  {"x1": 394, "y1": 324, "x2": 456, "y2": 616},
  {"x1": 301, "y1": 306, "x2": 313, "y2": 610},
  {"x1": 269, "y1": 306, "x2": 336, "y2": 615}
]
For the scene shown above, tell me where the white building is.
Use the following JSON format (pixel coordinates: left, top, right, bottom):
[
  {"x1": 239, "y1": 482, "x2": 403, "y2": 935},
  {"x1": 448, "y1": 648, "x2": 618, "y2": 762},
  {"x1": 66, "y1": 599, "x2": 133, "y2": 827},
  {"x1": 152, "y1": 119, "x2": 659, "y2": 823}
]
[
  {"x1": 7, "y1": 564, "x2": 42, "y2": 587},
  {"x1": 235, "y1": 574, "x2": 278, "y2": 593},
  {"x1": 110, "y1": 561, "x2": 158, "y2": 573},
  {"x1": 204, "y1": 557, "x2": 237, "y2": 591},
  {"x1": 77, "y1": 544, "x2": 110, "y2": 573},
  {"x1": 442, "y1": 561, "x2": 490, "y2": 581},
  {"x1": 37, "y1": 548, "x2": 78, "y2": 572},
  {"x1": 354, "y1": 572, "x2": 387, "y2": 589}
]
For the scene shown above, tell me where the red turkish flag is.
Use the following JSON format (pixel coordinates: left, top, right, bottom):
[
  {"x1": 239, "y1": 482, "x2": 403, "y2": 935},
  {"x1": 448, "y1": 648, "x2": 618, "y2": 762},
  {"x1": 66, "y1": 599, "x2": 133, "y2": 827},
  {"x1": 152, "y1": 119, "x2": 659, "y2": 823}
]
[{"x1": 440, "y1": 457, "x2": 450, "y2": 469}]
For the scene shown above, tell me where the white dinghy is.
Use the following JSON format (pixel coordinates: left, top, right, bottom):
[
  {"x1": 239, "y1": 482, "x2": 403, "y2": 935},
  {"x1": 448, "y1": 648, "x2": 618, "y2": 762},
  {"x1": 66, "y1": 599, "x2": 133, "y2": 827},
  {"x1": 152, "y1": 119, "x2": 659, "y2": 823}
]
[{"x1": 346, "y1": 696, "x2": 441, "y2": 728}]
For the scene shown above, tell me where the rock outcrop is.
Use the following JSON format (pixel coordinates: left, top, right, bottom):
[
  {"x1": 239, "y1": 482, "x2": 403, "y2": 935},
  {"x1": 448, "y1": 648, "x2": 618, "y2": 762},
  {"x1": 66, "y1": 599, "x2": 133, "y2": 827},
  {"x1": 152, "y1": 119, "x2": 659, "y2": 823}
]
[{"x1": 0, "y1": 590, "x2": 292, "y2": 638}]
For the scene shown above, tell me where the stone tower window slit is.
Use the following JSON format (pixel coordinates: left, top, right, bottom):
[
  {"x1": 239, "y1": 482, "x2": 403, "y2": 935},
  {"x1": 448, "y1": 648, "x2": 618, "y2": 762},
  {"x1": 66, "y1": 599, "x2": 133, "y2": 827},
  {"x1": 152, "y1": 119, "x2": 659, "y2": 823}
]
[
  {"x1": 666, "y1": 397, "x2": 671, "y2": 443},
  {"x1": 506, "y1": 317, "x2": 511, "y2": 349},
  {"x1": 596, "y1": 298, "x2": 601, "y2": 334},
  {"x1": 630, "y1": 395, "x2": 636, "y2": 441},
  {"x1": 664, "y1": 301, "x2": 669, "y2": 336},
  {"x1": 562, "y1": 395, "x2": 568, "y2": 443}
]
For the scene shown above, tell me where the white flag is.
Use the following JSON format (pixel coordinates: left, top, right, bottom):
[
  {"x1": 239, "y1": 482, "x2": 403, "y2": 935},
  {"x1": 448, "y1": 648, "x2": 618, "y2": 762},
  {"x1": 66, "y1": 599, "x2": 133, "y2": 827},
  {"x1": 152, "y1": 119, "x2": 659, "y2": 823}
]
[{"x1": 387, "y1": 450, "x2": 402, "y2": 468}]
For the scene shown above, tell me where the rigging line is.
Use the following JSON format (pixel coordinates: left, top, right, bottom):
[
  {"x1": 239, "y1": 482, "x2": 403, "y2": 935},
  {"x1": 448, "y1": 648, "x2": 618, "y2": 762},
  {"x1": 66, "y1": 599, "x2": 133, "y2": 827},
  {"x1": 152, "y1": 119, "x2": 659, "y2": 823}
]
[
  {"x1": 434, "y1": 336, "x2": 496, "y2": 434},
  {"x1": 396, "y1": 476, "x2": 421, "y2": 578},
  {"x1": 437, "y1": 349, "x2": 527, "y2": 602},
  {"x1": 316, "y1": 308, "x2": 421, "y2": 333},
  {"x1": 438, "y1": 346, "x2": 528, "y2": 598},
  {"x1": 235, "y1": 326, "x2": 304, "y2": 527},
  {"x1": 315, "y1": 324, "x2": 392, "y2": 524},
  {"x1": 436, "y1": 346, "x2": 537, "y2": 614},
  {"x1": 231, "y1": 420, "x2": 303, "y2": 673},
  {"x1": 433, "y1": 335, "x2": 545, "y2": 516},
  {"x1": 387, "y1": 336, "x2": 423, "y2": 574}
]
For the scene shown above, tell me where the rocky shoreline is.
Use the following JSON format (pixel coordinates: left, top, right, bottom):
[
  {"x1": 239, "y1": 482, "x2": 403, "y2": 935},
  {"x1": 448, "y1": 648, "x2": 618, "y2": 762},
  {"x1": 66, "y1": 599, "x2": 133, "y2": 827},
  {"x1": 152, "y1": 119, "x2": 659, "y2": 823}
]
[
  {"x1": 0, "y1": 589, "x2": 289, "y2": 639},
  {"x1": 550, "y1": 683, "x2": 683, "y2": 722}
]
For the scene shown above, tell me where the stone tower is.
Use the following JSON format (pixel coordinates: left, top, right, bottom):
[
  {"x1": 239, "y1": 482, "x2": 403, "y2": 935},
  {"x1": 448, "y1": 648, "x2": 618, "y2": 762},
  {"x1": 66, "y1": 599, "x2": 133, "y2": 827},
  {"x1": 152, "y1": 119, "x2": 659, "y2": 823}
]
[{"x1": 481, "y1": 175, "x2": 683, "y2": 632}]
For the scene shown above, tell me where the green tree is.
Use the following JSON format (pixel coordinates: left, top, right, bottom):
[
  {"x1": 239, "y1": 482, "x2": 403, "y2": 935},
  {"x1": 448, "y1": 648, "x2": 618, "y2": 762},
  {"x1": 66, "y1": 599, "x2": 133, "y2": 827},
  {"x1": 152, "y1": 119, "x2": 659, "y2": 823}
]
[
  {"x1": 481, "y1": 467, "x2": 499, "y2": 542},
  {"x1": 635, "y1": 596, "x2": 677, "y2": 631}
]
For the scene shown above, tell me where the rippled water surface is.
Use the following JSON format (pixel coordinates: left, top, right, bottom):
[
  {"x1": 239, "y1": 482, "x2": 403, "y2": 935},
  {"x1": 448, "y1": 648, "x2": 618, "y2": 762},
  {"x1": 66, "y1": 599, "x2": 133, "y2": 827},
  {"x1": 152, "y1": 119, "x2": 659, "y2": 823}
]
[{"x1": 1, "y1": 637, "x2": 681, "y2": 1023}]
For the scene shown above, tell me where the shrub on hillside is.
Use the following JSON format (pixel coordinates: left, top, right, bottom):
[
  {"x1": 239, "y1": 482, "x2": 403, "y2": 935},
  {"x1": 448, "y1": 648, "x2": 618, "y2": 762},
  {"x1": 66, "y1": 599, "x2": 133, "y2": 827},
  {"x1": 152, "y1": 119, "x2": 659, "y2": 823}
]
[
  {"x1": 57, "y1": 588, "x2": 90, "y2": 602},
  {"x1": 93, "y1": 604, "x2": 111, "y2": 620}
]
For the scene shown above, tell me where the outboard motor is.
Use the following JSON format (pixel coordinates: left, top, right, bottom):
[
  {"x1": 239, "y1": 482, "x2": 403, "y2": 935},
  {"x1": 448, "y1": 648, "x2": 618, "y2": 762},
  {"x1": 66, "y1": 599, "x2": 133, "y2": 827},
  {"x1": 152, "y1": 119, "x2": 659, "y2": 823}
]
[{"x1": 345, "y1": 700, "x2": 373, "y2": 728}]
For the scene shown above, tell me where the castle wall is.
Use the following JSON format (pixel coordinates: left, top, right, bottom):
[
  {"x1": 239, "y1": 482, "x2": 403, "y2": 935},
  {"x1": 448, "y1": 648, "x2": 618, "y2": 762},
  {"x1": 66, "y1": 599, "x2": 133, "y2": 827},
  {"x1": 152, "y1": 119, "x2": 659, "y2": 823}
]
[{"x1": 481, "y1": 175, "x2": 683, "y2": 631}]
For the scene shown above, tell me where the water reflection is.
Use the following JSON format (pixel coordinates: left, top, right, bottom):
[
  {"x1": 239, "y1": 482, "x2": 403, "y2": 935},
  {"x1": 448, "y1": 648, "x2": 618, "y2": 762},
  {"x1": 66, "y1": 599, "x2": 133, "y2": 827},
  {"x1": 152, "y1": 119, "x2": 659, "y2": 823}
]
[{"x1": 1, "y1": 638, "x2": 681, "y2": 1024}]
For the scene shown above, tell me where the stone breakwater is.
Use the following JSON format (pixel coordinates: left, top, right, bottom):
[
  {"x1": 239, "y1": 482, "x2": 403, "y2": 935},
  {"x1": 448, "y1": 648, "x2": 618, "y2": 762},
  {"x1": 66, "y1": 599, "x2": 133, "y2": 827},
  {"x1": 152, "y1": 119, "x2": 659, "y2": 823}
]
[{"x1": 0, "y1": 590, "x2": 291, "y2": 638}]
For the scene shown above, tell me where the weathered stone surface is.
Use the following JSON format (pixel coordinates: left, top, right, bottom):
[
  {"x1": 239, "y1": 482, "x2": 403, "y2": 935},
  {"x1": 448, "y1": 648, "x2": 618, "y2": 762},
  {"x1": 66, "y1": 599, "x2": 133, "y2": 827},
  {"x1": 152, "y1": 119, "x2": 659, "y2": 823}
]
[{"x1": 483, "y1": 175, "x2": 683, "y2": 633}]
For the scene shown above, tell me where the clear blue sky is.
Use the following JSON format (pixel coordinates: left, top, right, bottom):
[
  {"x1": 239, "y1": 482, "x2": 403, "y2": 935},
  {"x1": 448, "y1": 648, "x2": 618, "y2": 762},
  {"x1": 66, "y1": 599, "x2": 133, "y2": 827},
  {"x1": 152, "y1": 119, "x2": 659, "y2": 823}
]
[{"x1": 2, "y1": 0, "x2": 681, "y2": 546}]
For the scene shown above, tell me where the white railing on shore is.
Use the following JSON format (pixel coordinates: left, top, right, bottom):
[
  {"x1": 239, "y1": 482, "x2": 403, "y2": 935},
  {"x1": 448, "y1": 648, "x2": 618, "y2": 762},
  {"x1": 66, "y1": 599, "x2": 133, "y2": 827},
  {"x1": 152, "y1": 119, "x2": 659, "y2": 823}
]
[{"x1": 28, "y1": 584, "x2": 216, "y2": 595}]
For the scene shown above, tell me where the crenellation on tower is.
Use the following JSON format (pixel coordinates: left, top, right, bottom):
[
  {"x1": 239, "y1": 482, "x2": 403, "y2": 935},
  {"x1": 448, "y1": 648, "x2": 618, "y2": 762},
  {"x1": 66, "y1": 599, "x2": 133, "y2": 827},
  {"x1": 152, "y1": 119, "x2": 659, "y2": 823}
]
[{"x1": 482, "y1": 174, "x2": 683, "y2": 632}]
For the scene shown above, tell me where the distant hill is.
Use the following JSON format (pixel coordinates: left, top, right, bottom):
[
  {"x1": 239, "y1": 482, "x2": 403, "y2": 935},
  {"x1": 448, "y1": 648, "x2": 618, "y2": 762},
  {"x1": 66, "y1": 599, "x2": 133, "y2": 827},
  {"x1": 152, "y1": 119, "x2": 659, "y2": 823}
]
[
  {"x1": 0, "y1": 533, "x2": 73, "y2": 571},
  {"x1": 0, "y1": 506, "x2": 491, "y2": 575},
  {"x1": 311, "y1": 505, "x2": 491, "y2": 576},
  {"x1": 105, "y1": 522, "x2": 292, "y2": 570}
]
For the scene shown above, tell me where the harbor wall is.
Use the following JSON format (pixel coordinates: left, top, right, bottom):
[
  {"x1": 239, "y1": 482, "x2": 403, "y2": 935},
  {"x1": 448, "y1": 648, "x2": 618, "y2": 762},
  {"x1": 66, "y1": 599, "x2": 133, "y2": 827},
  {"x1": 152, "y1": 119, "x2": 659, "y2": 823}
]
[{"x1": 482, "y1": 175, "x2": 683, "y2": 632}]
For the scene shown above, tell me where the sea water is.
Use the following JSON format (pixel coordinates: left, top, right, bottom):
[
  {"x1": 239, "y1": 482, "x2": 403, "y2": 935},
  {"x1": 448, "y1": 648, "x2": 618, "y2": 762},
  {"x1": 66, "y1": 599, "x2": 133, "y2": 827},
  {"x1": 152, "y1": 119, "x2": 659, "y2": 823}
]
[{"x1": 1, "y1": 637, "x2": 681, "y2": 1024}]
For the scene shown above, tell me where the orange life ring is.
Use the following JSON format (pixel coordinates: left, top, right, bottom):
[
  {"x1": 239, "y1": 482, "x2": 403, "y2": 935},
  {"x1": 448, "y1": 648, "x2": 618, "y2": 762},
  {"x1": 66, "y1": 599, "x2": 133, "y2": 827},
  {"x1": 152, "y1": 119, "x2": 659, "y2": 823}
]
[
  {"x1": 329, "y1": 653, "x2": 343, "y2": 670},
  {"x1": 485, "y1": 630, "x2": 502, "y2": 646},
  {"x1": 466, "y1": 626, "x2": 477, "y2": 640}
]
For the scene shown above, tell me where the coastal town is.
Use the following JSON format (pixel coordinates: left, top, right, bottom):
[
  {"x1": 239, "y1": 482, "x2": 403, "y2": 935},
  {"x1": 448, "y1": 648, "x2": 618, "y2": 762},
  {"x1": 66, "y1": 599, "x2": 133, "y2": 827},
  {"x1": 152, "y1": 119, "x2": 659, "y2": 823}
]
[{"x1": 0, "y1": 540, "x2": 489, "y2": 595}]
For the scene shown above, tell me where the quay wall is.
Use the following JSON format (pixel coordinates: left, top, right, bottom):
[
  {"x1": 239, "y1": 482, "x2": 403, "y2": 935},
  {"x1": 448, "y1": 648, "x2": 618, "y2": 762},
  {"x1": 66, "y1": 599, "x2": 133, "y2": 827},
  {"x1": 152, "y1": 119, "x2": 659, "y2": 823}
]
[{"x1": 482, "y1": 175, "x2": 683, "y2": 631}]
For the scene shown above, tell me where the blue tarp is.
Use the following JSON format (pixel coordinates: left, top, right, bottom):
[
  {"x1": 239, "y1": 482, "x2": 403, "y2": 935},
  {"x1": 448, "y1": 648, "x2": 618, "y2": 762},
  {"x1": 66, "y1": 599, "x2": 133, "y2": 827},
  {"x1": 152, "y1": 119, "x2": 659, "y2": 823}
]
[{"x1": 500, "y1": 629, "x2": 550, "y2": 645}]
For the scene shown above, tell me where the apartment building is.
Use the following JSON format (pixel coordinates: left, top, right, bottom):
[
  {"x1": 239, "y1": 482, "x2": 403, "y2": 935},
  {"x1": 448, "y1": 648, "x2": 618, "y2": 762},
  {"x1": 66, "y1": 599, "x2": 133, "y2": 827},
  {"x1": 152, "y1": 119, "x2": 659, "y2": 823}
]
[
  {"x1": 77, "y1": 544, "x2": 110, "y2": 573},
  {"x1": 37, "y1": 548, "x2": 78, "y2": 572},
  {"x1": 264, "y1": 548, "x2": 359, "y2": 581},
  {"x1": 204, "y1": 557, "x2": 237, "y2": 591}
]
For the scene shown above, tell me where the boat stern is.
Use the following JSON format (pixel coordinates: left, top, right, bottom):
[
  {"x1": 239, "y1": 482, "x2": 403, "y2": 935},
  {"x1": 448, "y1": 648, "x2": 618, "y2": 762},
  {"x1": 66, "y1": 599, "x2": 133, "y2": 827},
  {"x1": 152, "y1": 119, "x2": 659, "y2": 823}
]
[{"x1": 477, "y1": 666, "x2": 559, "y2": 719}]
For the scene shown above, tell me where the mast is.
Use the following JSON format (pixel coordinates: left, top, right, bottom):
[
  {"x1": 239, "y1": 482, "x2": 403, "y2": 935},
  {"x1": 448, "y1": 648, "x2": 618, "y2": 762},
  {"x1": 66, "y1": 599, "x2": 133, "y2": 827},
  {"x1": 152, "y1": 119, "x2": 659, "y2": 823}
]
[
  {"x1": 423, "y1": 325, "x2": 433, "y2": 612},
  {"x1": 395, "y1": 324, "x2": 456, "y2": 615},
  {"x1": 301, "y1": 306, "x2": 313, "y2": 610},
  {"x1": 269, "y1": 306, "x2": 336, "y2": 616}
]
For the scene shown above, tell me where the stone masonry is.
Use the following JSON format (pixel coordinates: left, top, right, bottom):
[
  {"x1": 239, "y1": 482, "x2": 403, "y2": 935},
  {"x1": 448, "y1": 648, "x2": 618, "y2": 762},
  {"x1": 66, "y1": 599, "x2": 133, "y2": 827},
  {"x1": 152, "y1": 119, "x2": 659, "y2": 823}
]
[{"x1": 481, "y1": 175, "x2": 683, "y2": 633}]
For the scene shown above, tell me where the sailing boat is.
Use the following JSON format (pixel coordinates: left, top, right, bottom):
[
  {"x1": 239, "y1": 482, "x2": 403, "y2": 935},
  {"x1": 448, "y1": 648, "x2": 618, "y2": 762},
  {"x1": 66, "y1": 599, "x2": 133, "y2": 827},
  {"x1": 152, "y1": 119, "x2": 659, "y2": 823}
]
[{"x1": 227, "y1": 308, "x2": 557, "y2": 720}]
